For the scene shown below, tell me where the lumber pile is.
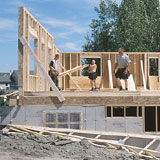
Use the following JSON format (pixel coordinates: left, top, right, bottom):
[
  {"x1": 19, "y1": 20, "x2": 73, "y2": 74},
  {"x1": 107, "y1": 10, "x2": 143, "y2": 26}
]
[{"x1": 2, "y1": 124, "x2": 160, "y2": 159}]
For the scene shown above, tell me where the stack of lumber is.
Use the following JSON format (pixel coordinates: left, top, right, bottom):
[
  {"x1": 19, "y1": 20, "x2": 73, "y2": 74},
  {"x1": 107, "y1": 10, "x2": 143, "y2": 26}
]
[{"x1": 2, "y1": 124, "x2": 160, "y2": 159}]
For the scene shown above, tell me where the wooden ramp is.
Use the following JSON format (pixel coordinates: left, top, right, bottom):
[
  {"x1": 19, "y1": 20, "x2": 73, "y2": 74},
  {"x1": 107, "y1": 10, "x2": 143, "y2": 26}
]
[{"x1": 3, "y1": 124, "x2": 160, "y2": 159}]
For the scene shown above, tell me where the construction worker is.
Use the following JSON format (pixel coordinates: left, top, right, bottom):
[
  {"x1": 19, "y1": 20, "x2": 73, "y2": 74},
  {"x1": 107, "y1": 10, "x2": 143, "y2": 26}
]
[
  {"x1": 49, "y1": 54, "x2": 59, "y2": 89},
  {"x1": 87, "y1": 60, "x2": 98, "y2": 91},
  {"x1": 114, "y1": 48, "x2": 131, "y2": 91}
]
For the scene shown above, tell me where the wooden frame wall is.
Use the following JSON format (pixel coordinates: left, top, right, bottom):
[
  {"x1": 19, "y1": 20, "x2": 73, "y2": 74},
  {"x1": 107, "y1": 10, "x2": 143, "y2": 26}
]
[
  {"x1": 18, "y1": 7, "x2": 160, "y2": 93},
  {"x1": 18, "y1": 7, "x2": 60, "y2": 95},
  {"x1": 61, "y1": 52, "x2": 160, "y2": 90}
]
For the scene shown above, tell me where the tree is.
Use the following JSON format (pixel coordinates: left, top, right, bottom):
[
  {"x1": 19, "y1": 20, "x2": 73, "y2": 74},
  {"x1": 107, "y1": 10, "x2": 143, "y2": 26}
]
[
  {"x1": 82, "y1": 0, "x2": 119, "y2": 52},
  {"x1": 116, "y1": 0, "x2": 147, "y2": 51},
  {"x1": 83, "y1": 0, "x2": 160, "y2": 52},
  {"x1": 116, "y1": 0, "x2": 160, "y2": 52}
]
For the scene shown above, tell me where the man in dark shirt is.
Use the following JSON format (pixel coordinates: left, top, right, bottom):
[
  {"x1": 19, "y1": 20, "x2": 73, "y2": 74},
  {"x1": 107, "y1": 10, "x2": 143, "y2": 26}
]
[{"x1": 49, "y1": 54, "x2": 59, "y2": 88}]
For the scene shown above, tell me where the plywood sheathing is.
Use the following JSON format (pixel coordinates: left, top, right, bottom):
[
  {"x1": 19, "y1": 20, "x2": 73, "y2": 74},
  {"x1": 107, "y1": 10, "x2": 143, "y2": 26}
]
[{"x1": 20, "y1": 91, "x2": 160, "y2": 106}]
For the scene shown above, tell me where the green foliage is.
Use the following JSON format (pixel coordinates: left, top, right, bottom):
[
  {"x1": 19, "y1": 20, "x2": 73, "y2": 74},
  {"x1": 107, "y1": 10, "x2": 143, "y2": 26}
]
[
  {"x1": 83, "y1": 0, "x2": 119, "y2": 52},
  {"x1": 83, "y1": 0, "x2": 160, "y2": 52}
]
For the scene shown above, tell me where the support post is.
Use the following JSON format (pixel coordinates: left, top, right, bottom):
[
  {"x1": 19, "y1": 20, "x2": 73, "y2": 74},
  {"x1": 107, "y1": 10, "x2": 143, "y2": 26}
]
[{"x1": 140, "y1": 60, "x2": 147, "y2": 90}]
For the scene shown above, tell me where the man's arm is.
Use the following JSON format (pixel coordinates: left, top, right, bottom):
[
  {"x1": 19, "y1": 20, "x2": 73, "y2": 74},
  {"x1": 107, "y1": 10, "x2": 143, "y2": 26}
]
[
  {"x1": 114, "y1": 63, "x2": 118, "y2": 73},
  {"x1": 49, "y1": 61, "x2": 59, "y2": 74},
  {"x1": 124, "y1": 63, "x2": 130, "y2": 75},
  {"x1": 124, "y1": 55, "x2": 131, "y2": 74}
]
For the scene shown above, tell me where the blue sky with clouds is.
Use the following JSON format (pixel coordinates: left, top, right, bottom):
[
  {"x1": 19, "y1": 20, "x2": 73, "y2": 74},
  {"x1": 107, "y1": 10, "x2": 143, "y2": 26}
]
[{"x1": 0, "y1": 0, "x2": 121, "y2": 72}]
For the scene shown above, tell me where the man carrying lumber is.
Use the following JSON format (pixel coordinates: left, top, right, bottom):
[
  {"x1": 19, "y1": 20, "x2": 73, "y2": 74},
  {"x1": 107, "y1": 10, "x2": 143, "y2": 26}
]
[
  {"x1": 114, "y1": 48, "x2": 131, "y2": 91},
  {"x1": 49, "y1": 54, "x2": 59, "y2": 89},
  {"x1": 87, "y1": 60, "x2": 98, "y2": 91}
]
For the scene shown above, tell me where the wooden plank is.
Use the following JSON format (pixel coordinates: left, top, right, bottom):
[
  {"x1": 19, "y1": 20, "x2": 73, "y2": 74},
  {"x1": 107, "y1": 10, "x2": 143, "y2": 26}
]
[
  {"x1": 69, "y1": 77, "x2": 101, "y2": 89},
  {"x1": 149, "y1": 76, "x2": 158, "y2": 90},
  {"x1": 140, "y1": 60, "x2": 147, "y2": 90},
  {"x1": 120, "y1": 74, "x2": 136, "y2": 91},
  {"x1": 19, "y1": 36, "x2": 65, "y2": 102},
  {"x1": 102, "y1": 55, "x2": 109, "y2": 88},
  {"x1": 18, "y1": 7, "x2": 25, "y2": 96},
  {"x1": 144, "y1": 150, "x2": 159, "y2": 159},
  {"x1": 63, "y1": 52, "x2": 160, "y2": 55},
  {"x1": 108, "y1": 60, "x2": 113, "y2": 88},
  {"x1": 29, "y1": 26, "x2": 38, "y2": 39},
  {"x1": 59, "y1": 62, "x2": 82, "y2": 90},
  {"x1": 58, "y1": 64, "x2": 89, "y2": 77},
  {"x1": 139, "y1": 138, "x2": 157, "y2": 155},
  {"x1": 48, "y1": 41, "x2": 52, "y2": 49}
]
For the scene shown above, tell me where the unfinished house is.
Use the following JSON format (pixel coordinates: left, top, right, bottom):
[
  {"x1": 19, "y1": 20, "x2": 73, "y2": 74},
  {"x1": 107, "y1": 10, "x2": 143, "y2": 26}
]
[{"x1": 1, "y1": 7, "x2": 160, "y2": 136}]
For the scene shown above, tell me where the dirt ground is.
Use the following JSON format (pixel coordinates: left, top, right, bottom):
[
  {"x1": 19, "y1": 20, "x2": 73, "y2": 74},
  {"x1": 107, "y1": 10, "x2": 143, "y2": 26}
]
[{"x1": 0, "y1": 132, "x2": 140, "y2": 160}]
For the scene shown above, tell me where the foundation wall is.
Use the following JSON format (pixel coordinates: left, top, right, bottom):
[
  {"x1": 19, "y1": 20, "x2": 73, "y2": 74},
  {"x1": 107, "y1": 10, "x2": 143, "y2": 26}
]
[{"x1": 0, "y1": 105, "x2": 143, "y2": 134}]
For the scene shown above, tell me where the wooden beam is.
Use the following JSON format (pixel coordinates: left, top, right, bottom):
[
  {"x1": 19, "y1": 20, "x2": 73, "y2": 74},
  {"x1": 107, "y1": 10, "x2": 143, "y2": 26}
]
[
  {"x1": 63, "y1": 52, "x2": 160, "y2": 55},
  {"x1": 48, "y1": 42, "x2": 52, "y2": 49},
  {"x1": 139, "y1": 138, "x2": 157, "y2": 155},
  {"x1": 108, "y1": 60, "x2": 113, "y2": 88},
  {"x1": 29, "y1": 26, "x2": 38, "y2": 39},
  {"x1": 140, "y1": 60, "x2": 147, "y2": 90},
  {"x1": 19, "y1": 36, "x2": 65, "y2": 102},
  {"x1": 58, "y1": 62, "x2": 82, "y2": 90},
  {"x1": 58, "y1": 64, "x2": 89, "y2": 77}
]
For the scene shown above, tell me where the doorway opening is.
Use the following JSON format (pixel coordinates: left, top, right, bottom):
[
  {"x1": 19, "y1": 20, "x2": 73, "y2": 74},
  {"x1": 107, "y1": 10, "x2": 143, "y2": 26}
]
[{"x1": 145, "y1": 107, "x2": 156, "y2": 132}]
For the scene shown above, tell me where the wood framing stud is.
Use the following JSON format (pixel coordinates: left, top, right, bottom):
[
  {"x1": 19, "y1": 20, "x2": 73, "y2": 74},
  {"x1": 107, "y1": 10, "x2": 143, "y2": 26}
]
[{"x1": 19, "y1": 36, "x2": 65, "y2": 102}]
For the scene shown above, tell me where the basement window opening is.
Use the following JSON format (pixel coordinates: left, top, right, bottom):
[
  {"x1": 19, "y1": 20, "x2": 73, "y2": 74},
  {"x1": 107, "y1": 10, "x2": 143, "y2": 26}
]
[
  {"x1": 44, "y1": 112, "x2": 81, "y2": 129},
  {"x1": 105, "y1": 106, "x2": 142, "y2": 117},
  {"x1": 126, "y1": 106, "x2": 137, "y2": 117},
  {"x1": 113, "y1": 106, "x2": 124, "y2": 117}
]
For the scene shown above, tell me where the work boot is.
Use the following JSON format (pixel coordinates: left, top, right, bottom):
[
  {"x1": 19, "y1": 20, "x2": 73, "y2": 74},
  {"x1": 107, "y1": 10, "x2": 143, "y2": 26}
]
[
  {"x1": 119, "y1": 86, "x2": 123, "y2": 91},
  {"x1": 90, "y1": 88, "x2": 95, "y2": 91}
]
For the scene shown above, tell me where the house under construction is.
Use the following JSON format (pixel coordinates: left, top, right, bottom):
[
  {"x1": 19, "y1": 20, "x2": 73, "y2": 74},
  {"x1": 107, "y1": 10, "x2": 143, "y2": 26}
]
[{"x1": 1, "y1": 7, "x2": 160, "y2": 136}]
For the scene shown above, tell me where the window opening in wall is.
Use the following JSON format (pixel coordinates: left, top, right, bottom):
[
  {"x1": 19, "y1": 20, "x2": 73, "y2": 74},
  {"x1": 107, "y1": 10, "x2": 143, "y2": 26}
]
[
  {"x1": 145, "y1": 107, "x2": 156, "y2": 132},
  {"x1": 126, "y1": 106, "x2": 137, "y2": 117},
  {"x1": 44, "y1": 112, "x2": 81, "y2": 129},
  {"x1": 113, "y1": 106, "x2": 124, "y2": 117},
  {"x1": 149, "y1": 58, "x2": 158, "y2": 76},
  {"x1": 81, "y1": 58, "x2": 101, "y2": 76},
  {"x1": 29, "y1": 37, "x2": 35, "y2": 74},
  {"x1": 105, "y1": 106, "x2": 142, "y2": 118}
]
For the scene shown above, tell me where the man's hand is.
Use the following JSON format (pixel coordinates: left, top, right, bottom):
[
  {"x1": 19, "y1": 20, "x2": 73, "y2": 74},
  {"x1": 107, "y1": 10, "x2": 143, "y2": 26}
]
[{"x1": 56, "y1": 70, "x2": 59, "y2": 75}]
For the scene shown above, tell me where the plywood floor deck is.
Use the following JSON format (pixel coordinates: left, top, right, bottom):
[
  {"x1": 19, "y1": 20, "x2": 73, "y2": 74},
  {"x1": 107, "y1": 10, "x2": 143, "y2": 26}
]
[{"x1": 19, "y1": 90, "x2": 160, "y2": 106}]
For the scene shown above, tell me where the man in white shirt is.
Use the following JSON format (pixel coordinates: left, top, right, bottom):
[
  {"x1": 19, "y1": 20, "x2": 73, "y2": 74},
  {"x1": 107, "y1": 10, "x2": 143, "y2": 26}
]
[
  {"x1": 49, "y1": 54, "x2": 59, "y2": 88},
  {"x1": 114, "y1": 48, "x2": 131, "y2": 91}
]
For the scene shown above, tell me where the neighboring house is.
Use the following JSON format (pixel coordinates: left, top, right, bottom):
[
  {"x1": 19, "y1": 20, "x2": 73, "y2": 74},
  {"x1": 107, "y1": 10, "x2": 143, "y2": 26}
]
[
  {"x1": 10, "y1": 70, "x2": 18, "y2": 89},
  {"x1": 9, "y1": 70, "x2": 34, "y2": 90},
  {"x1": 0, "y1": 72, "x2": 12, "y2": 90}
]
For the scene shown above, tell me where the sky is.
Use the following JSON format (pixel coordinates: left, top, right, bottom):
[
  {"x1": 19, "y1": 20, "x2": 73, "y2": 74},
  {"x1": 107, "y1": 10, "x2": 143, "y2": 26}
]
[{"x1": 0, "y1": 0, "x2": 121, "y2": 72}]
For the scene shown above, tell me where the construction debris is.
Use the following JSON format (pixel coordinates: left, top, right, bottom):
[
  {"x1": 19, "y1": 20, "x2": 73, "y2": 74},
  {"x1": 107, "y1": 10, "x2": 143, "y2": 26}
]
[
  {"x1": 0, "y1": 124, "x2": 141, "y2": 160},
  {"x1": 2, "y1": 124, "x2": 160, "y2": 159}
]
